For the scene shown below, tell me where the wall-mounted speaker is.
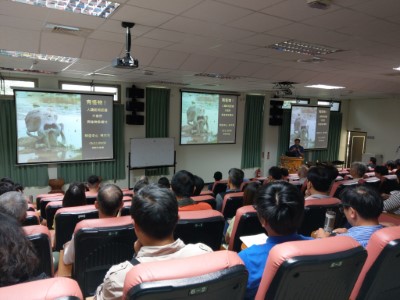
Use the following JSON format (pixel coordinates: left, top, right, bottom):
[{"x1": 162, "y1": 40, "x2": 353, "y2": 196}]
[
  {"x1": 126, "y1": 101, "x2": 145, "y2": 112},
  {"x1": 269, "y1": 100, "x2": 284, "y2": 126},
  {"x1": 126, "y1": 113, "x2": 144, "y2": 125},
  {"x1": 126, "y1": 85, "x2": 145, "y2": 99}
]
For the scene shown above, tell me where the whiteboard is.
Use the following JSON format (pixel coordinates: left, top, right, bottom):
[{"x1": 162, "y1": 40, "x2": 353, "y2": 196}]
[{"x1": 130, "y1": 138, "x2": 175, "y2": 168}]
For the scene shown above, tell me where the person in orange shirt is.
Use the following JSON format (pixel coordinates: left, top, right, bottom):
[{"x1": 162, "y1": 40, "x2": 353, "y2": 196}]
[{"x1": 171, "y1": 170, "x2": 212, "y2": 211}]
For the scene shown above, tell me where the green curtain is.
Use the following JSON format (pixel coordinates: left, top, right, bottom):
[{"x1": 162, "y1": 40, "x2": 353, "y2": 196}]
[
  {"x1": 277, "y1": 110, "x2": 291, "y2": 161},
  {"x1": 58, "y1": 104, "x2": 125, "y2": 182},
  {"x1": 241, "y1": 95, "x2": 265, "y2": 169},
  {"x1": 0, "y1": 100, "x2": 49, "y2": 186},
  {"x1": 277, "y1": 111, "x2": 342, "y2": 163},
  {"x1": 310, "y1": 112, "x2": 342, "y2": 162},
  {"x1": 145, "y1": 88, "x2": 170, "y2": 176}
]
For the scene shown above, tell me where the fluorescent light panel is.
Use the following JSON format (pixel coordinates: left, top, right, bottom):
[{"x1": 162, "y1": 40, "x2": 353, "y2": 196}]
[
  {"x1": 269, "y1": 40, "x2": 341, "y2": 56},
  {"x1": 12, "y1": 0, "x2": 120, "y2": 18},
  {"x1": 0, "y1": 49, "x2": 77, "y2": 64},
  {"x1": 393, "y1": 67, "x2": 400, "y2": 71},
  {"x1": 305, "y1": 84, "x2": 345, "y2": 90}
]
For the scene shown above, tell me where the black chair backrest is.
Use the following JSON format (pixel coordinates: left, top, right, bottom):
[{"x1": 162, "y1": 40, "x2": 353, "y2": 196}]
[
  {"x1": 40, "y1": 197, "x2": 63, "y2": 220},
  {"x1": 45, "y1": 201, "x2": 63, "y2": 229},
  {"x1": 299, "y1": 199, "x2": 342, "y2": 236},
  {"x1": 231, "y1": 210, "x2": 265, "y2": 252},
  {"x1": 54, "y1": 206, "x2": 98, "y2": 251},
  {"x1": 212, "y1": 181, "x2": 227, "y2": 197},
  {"x1": 222, "y1": 193, "x2": 244, "y2": 219},
  {"x1": 73, "y1": 217, "x2": 136, "y2": 297},
  {"x1": 174, "y1": 210, "x2": 225, "y2": 251},
  {"x1": 23, "y1": 211, "x2": 40, "y2": 226},
  {"x1": 25, "y1": 226, "x2": 53, "y2": 277}
]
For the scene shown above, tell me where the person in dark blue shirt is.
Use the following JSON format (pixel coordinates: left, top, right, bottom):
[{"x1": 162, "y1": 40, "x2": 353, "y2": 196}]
[
  {"x1": 238, "y1": 181, "x2": 312, "y2": 299},
  {"x1": 288, "y1": 138, "x2": 304, "y2": 157}
]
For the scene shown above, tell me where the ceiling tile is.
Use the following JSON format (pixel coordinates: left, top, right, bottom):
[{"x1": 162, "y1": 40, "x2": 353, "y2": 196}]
[
  {"x1": 0, "y1": 26, "x2": 40, "y2": 53},
  {"x1": 40, "y1": 32, "x2": 84, "y2": 58},
  {"x1": 98, "y1": 20, "x2": 153, "y2": 36},
  {"x1": 179, "y1": 54, "x2": 216, "y2": 72},
  {"x1": 206, "y1": 58, "x2": 241, "y2": 74},
  {"x1": 150, "y1": 49, "x2": 190, "y2": 69},
  {"x1": 132, "y1": 37, "x2": 173, "y2": 49},
  {"x1": 143, "y1": 29, "x2": 188, "y2": 43},
  {"x1": 215, "y1": 0, "x2": 283, "y2": 11},
  {"x1": 46, "y1": 10, "x2": 104, "y2": 30},
  {"x1": 126, "y1": 0, "x2": 203, "y2": 15},
  {"x1": 81, "y1": 39, "x2": 124, "y2": 61},
  {"x1": 351, "y1": 0, "x2": 400, "y2": 18},
  {"x1": 229, "y1": 62, "x2": 265, "y2": 77},
  {"x1": 228, "y1": 12, "x2": 292, "y2": 33}
]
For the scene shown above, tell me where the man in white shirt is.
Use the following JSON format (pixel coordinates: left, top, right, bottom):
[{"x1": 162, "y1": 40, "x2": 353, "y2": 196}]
[{"x1": 94, "y1": 184, "x2": 212, "y2": 300}]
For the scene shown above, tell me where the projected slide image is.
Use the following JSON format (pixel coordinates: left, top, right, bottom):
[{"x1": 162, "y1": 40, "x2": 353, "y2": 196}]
[
  {"x1": 181, "y1": 93, "x2": 219, "y2": 144},
  {"x1": 16, "y1": 92, "x2": 82, "y2": 164},
  {"x1": 290, "y1": 106, "x2": 317, "y2": 149}
]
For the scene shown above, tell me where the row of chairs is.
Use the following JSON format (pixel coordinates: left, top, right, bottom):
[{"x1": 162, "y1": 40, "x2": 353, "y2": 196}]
[{"x1": 5, "y1": 226, "x2": 400, "y2": 300}]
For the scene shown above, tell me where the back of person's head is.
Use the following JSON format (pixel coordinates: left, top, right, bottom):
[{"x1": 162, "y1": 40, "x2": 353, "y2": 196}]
[
  {"x1": 374, "y1": 165, "x2": 389, "y2": 176},
  {"x1": 369, "y1": 157, "x2": 377, "y2": 165},
  {"x1": 0, "y1": 182, "x2": 14, "y2": 196},
  {"x1": 213, "y1": 171, "x2": 223, "y2": 181},
  {"x1": 157, "y1": 177, "x2": 170, "y2": 189},
  {"x1": 139, "y1": 176, "x2": 149, "y2": 184},
  {"x1": 243, "y1": 181, "x2": 260, "y2": 206},
  {"x1": 193, "y1": 175, "x2": 205, "y2": 196},
  {"x1": 307, "y1": 166, "x2": 336, "y2": 193},
  {"x1": 0, "y1": 177, "x2": 15, "y2": 185},
  {"x1": 395, "y1": 159, "x2": 400, "y2": 169},
  {"x1": 87, "y1": 175, "x2": 101, "y2": 187},
  {"x1": 171, "y1": 170, "x2": 195, "y2": 198},
  {"x1": 62, "y1": 182, "x2": 87, "y2": 207},
  {"x1": 268, "y1": 166, "x2": 283, "y2": 181},
  {"x1": 133, "y1": 179, "x2": 149, "y2": 193},
  {"x1": 0, "y1": 212, "x2": 38, "y2": 287},
  {"x1": 386, "y1": 160, "x2": 396, "y2": 170},
  {"x1": 350, "y1": 162, "x2": 367, "y2": 178},
  {"x1": 228, "y1": 168, "x2": 244, "y2": 188},
  {"x1": 97, "y1": 184, "x2": 123, "y2": 217},
  {"x1": 255, "y1": 181, "x2": 304, "y2": 235},
  {"x1": 13, "y1": 183, "x2": 24, "y2": 193},
  {"x1": 131, "y1": 184, "x2": 178, "y2": 240},
  {"x1": 0, "y1": 191, "x2": 28, "y2": 223},
  {"x1": 340, "y1": 185, "x2": 383, "y2": 220},
  {"x1": 297, "y1": 165, "x2": 309, "y2": 178},
  {"x1": 280, "y1": 168, "x2": 289, "y2": 178}
]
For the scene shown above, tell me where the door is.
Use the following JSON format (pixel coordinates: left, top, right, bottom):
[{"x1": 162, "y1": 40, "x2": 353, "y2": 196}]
[{"x1": 345, "y1": 131, "x2": 367, "y2": 167}]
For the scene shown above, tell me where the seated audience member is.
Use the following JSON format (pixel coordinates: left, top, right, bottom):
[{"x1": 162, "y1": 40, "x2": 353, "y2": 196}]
[
  {"x1": 193, "y1": 175, "x2": 205, "y2": 196},
  {"x1": 263, "y1": 166, "x2": 283, "y2": 184},
  {"x1": 383, "y1": 169, "x2": 400, "y2": 214},
  {"x1": 0, "y1": 191, "x2": 28, "y2": 224},
  {"x1": 225, "y1": 181, "x2": 260, "y2": 244},
  {"x1": 316, "y1": 185, "x2": 383, "y2": 247},
  {"x1": 239, "y1": 181, "x2": 312, "y2": 299},
  {"x1": 386, "y1": 160, "x2": 397, "y2": 172},
  {"x1": 13, "y1": 183, "x2": 24, "y2": 193},
  {"x1": 305, "y1": 166, "x2": 338, "y2": 200},
  {"x1": 171, "y1": 170, "x2": 212, "y2": 211},
  {"x1": 63, "y1": 184, "x2": 124, "y2": 265},
  {"x1": 368, "y1": 157, "x2": 377, "y2": 169},
  {"x1": 348, "y1": 161, "x2": 367, "y2": 181},
  {"x1": 62, "y1": 182, "x2": 87, "y2": 207},
  {"x1": 0, "y1": 212, "x2": 44, "y2": 287},
  {"x1": 280, "y1": 168, "x2": 289, "y2": 181},
  {"x1": 87, "y1": 175, "x2": 101, "y2": 195},
  {"x1": 375, "y1": 165, "x2": 399, "y2": 195},
  {"x1": 208, "y1": 171, "x2": 223, "y2": 191},
  {"x1": 215, "y1": 168, "x2": 244, "y2": 211},
  {"x1": 133, "y1": 179, "x2": 149, "y2": 193},
  {"x1": 297, "y1": 165, "x2": 309, "y2": 185},
  {"x1": 94, "y1": 184, "x2": 212, "y2": 300},
  {"x1": 158, "y1": 177, "x2": 170, "y2": 189},
  {"x1": 0, "y1": 182, "x2": 15, "y2": 196},
  {"x1": 139, "y1": 175, "x2": 149, "y2": 184}
]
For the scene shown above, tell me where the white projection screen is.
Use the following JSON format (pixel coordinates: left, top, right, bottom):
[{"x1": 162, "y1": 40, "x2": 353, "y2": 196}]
[
  {"x1": 289, "y1": 105, "x2": 330, "y2": 149},
  {"x1": 15, "y1": 88, "x2": 114, "y2": 165}
]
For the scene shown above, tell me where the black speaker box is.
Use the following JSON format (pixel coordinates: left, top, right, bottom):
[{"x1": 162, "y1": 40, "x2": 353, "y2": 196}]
[
  {"x1": 126, "y1": 114, "x2": 144, "y2": 125},
  {"x1": 269, "y1": 115, "x2": 283, "y2": 126},
  {"x1": 126, "y1": 101, "x2": 145, "y2": 112},
  {"x1": 126, "y1": 86, "x2": 145, "y2": 99}
]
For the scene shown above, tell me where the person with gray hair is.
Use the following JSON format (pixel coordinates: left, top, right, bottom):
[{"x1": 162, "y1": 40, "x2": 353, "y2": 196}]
[
  {"x1": 349, "y1": 161, "x2": 367, "y2": 180},
  {"x1": 0, "y1": 191, "x2": 28, "y2": 223}
]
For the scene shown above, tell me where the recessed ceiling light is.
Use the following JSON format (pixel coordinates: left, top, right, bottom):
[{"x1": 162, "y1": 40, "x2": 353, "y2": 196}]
[
  {"x1": 393, "y1": 67, "x2": 400, "y2": 71},
  {"x1": 0, "y1": 49, "x2": 77, "y2": 64},
  {"x1": 195, "y1": 73, "x2": 240, "y2": 80},
  {"x1": 305, "y1": 84, "x2": 345, "y2": 90},
  {"x1": 269, "y1": 40, "x2": 342, "y2": 56},
  {"x1": 12, "y1": 0, "x2": 120, "y2": 18}
]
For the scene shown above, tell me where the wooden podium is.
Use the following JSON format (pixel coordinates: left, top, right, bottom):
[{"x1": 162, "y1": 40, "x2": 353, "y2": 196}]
[{"x1": 280, "y1": 156, "x2": 304, "y2": 174}]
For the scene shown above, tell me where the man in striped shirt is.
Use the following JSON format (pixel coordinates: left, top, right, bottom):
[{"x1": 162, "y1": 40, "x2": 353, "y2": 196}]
[{"x1": 316, "y1": 185, "x2": 383, "y2": 247}]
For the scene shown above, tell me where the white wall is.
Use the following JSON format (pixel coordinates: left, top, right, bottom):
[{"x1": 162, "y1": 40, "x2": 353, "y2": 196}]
[{"x1": 347, "y1": 98, "x2": 400, "y2": 163}]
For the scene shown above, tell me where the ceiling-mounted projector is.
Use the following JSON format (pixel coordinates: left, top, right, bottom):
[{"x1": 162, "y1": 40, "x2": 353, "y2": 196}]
[
  {"x1": 112, "y1": 22, "x2": 139, "y2": 69},
  {"x1": 307, "y1": 0, "x2": 331, "y2": 9}
]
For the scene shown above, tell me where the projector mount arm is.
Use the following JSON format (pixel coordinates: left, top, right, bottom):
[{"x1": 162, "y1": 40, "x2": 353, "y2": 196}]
[{"x1": 122, "y1": 22, "x2": 135, "y2": 61}]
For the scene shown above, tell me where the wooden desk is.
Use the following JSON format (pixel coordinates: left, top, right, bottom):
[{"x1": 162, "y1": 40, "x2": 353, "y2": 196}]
[
  {"x1": 280, "y1": 156, "x2": 304, "y2": 173},
  {"x1": 58, "y1": 250, "x2": 72, "y2": 277}
]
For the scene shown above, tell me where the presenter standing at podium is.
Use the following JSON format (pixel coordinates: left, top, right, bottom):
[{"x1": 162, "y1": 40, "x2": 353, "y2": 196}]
[{"x1": 288, "y1": 138, "x2": 304, "y2": 158}]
